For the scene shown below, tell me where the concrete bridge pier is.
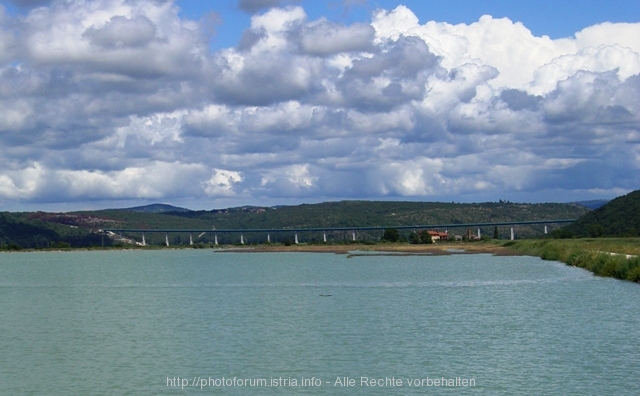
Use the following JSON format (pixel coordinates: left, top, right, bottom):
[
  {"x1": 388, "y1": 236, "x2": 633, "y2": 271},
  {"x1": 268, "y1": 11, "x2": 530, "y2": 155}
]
[
  {"x1": 142, "y1": 233, "x2": 146, "y2": 247},
  {"x1": 323, "y1": 231, "x2": 327, "y2": 243},
  {"x1": 240, "y1": 233, "x2": 244, "y2": 245},
  {"x1": 352, "y1": 231, "x2": 356, "y2": 241},
  {"x1": 189, "y1": 233, "x2": 193, "y2": 245},
  {"x1": 544, "y1": 225, "x2": 548, "y2": 234},
  {"x1": 165, "y1": 233, "x2": 169, "y2": 246},
  {"x1": 295, "y1": 232, "x2": 299, "y2": 244},
  {"x1": 477, "y1": 228, "x2": 481, "y2": 239},
  {"x1": 510, "y1": 227, "x2": 514, "y2": 240},
  {"x1": 214, "y1": 233, "x2": 218, "y2": 245},
  {"x1": 267, "y1": 233, "x2": 271, "y2": 243}
]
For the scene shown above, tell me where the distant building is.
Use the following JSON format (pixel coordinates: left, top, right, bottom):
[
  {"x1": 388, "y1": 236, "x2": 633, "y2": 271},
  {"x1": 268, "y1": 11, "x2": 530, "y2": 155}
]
[{"x1": 427, "y1": 231, "x2": 449, "y2": 241}]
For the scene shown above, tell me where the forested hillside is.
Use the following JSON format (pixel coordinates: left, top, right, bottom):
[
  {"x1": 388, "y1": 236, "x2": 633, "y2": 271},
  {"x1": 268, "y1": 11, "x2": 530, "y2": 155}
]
[
  {"x1": 0, "y1": 212, "x2": 103, "y2": 249},
  {"x1": 170, "y1": 201, "x2": 588, "y2": 229},
  {"x1": 560, "y1": 190, "x2": 640, "y2": 237},
  {"x1": 1, "y1": 200, "x2": 591, "y2": 248},
  {"x1": 162, "y1": 201, "x2": 589, "y2": 244}
]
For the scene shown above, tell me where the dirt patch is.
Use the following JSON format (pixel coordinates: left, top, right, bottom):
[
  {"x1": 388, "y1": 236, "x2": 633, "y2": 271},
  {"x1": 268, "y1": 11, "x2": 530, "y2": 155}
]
[{"x1": 214, "y1": 243, "x2": 522, "y2": 256}]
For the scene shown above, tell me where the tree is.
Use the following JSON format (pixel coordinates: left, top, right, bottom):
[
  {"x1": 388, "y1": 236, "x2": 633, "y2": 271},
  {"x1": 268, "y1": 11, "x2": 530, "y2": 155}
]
[
  {"x1": 419, "y1": 230, "x2": 433, "y2": 244},
  {"x1": 588, "y1": 224, "x2": 604, "y2": 238},
  {"x1": 409, "y1": 232, "x2": 420, "y2": 244},
  {"x1": 382, "y1": 228, "x2": 400, "y2": 242},
  {"x1": 409, "y1": 230, "x2": 433, "y2": 244},
  {"x1": 493, "y1": 226, "x2": 499, "y2": 239},
  {"x1": 551, "y1": 228, "x2": 574, "y2": 239}
]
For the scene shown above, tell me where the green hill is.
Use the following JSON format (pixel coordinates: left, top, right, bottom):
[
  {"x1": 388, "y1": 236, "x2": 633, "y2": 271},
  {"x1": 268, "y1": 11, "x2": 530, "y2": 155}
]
[
  {"x1": 170, "y1": 201, "x2": 587, "y2": 229},
  {"x1": 561, "y1": 190, "x2": 640, "y2": 237},
  {"x1": 0, "y1": 212, "x2": 104, "y2": 249},
  {"x1": 1, "y1": 200, "x2": 591, "y2": 248},
  {"x1": 157, "y1": 201, "x2": 588, "y2": 244},
  {"x1": 119, "y1": 203, "x2": 192, "y2": 213}
]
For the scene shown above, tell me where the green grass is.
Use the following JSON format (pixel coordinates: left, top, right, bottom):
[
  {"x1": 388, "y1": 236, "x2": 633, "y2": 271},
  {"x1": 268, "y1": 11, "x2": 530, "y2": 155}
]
[{"x1": 495, "y1": 238, "x2": 640, "y2": 282}]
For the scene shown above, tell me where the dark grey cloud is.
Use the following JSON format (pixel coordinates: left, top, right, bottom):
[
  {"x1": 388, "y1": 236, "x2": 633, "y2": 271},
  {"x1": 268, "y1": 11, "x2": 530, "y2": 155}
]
[
  {"x1": 237, "y1": 27, "x2": 267, "y2": 51},
  {"x1": 237, "y1": 0, "x2": 298, "y2": 14},
  {"x1": 210, "y1": 52, "x2": 324, "y2": 106},
  {"x1": 500, "y1": 89, "x2": 542, "y2": 111},
  {"x1": 346, "y1": 36, "x2": 438, "y2": 80},
  {"x1": 83, "y1": 15, "x2": 158, "y2": 49},
  {"x1": 539, "y1": 70, "x2": 640, "y2": 158},
  {"x1": 291, "y1": 20, "x2": 375, "y2": 56},
  {"x1": 336, "y1": 36, "x2": 441, "y2": 111}
]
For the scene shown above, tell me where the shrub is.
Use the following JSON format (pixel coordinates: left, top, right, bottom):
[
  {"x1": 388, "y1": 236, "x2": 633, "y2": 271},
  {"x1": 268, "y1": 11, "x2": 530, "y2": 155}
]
[
  {"x1": 382, "y1": 228, "x2": 400, "y2": 242},
  {"x1": 626, "y1": 260, "x2": 640, "y2": 282},
  {"x1": 2, "y1": 242, "x2": 23, "y2": 251},
  {"x1": 566, "y1": 250, "x2": 595, "y2": 268},
  {"x1": 598, "y1": 255, "x2": 623, "y2": 277},
  {"x1": 540, "y1": 245, "x2": 561, "y2": 261}
]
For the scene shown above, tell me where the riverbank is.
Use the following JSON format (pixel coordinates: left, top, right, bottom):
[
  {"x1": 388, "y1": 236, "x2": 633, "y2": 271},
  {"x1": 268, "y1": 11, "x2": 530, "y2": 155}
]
[
  {"x1": 497, "y1": 238, "x2": 640, "y2": 283},
  {"x1": 213, "y1": 242, "x2": 523, "y2": 256},
  {"x1": 5, "y1": 239, "x2": 639, "y2": 283},
  {"x1": 1, "y1": 241, "x2": 521, "y2": 255}
]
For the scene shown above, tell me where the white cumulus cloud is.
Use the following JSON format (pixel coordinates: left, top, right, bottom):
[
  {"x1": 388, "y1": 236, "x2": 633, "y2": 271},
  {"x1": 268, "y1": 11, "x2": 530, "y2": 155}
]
[{"x1": 0, "y1": 1, "x2": 638, "y2": 209}]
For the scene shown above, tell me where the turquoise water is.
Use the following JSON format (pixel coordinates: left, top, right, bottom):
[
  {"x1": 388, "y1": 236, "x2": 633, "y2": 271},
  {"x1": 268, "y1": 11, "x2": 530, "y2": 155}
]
[{"x1": 1, "y1": 250, "x2": 639, "y2": 394}]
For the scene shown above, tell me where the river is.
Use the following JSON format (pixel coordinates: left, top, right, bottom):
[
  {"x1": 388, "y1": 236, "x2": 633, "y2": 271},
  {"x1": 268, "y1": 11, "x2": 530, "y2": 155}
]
[{"x1": 1, "y1": 250, "x2": 638, "y2": 394}]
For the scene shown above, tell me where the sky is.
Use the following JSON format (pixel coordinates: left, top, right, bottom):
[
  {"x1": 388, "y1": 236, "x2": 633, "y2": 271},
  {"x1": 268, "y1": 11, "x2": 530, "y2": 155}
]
[{"x1": 0, "y1": 0, "x2": 638, "y2": 211}]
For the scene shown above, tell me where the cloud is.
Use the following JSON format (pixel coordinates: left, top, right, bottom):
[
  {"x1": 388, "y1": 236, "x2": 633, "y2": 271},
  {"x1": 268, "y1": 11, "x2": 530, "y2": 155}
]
[
  {"x1": 0, "y1": 161, "x2": 210, "y2": 202},
  {"x1": 0, "y1": 0, "x2": 207, "y2": 151},
  {"x1": 83, "y1": 15, "x2": 158, "y2": 49},
  {"x1": 371, "y1": 6, "x2": 640, "y2": 94},
  {"x1": 22, "y1": 0, "x2": 205, "y2": 78},
  {"x1": 202, "y1": 169, "x2": 244, "y2": 197},
  {"x1": 210, "y1": 50, "x2": 321, "y2": 105},
  {"x1": 259, "y1": 164, "x2": 318, "y2": 197},
  {"x1": 334, "y1": 35, "x2": 442, "y2": 111},
  {"x1": 292, "y1": 19, "x2": 375, "y2": 56},
  {"x1": 238, "y1": 0, "x2": 299, "y2": 14},
  {"x1": 0, "y1": 2, "x2": 638, "y2": 208}
]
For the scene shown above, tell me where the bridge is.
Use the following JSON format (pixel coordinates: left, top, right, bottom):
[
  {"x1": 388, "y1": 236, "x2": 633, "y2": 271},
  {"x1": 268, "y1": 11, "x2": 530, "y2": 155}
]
[{"x1": 102, "y1": 219, "x2": 576, "y2": 246}]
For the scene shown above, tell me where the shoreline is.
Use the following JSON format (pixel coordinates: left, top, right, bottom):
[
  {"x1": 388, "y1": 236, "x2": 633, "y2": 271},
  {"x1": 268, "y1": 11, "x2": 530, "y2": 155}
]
[
  {"x1": 5, "y1": 240, "x2": 637, "y2": 283},
  {"x1": 212, "y1": 242, "x2": 523, "y2": 256},
  {"x1": 503, "y1": 239, "x2": 640, "y2": 283},
  {"x1": 1, "y1": 242, "x2": 522, "y2": 256}
]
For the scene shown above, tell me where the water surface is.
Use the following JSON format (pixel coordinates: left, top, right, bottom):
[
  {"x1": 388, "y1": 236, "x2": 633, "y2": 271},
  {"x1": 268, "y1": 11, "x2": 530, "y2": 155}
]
[{"x1": 1, "y1": 250, "x2": 638, "y2": 394}]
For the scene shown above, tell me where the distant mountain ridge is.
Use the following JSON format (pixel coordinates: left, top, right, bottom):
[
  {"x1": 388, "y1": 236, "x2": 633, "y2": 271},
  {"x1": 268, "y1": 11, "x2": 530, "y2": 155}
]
[
  {"x1": 571, "y1": 199, "x2": 610, "y2": 210},
  {"x1": 117, "y1": 203, "x2": 192, "y2": 213}
]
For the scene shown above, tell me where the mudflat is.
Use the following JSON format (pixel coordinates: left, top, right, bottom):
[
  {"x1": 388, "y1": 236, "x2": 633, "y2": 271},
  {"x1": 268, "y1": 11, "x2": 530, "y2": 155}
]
[{"x1": 215, "y1": 243, "x2": 522, "y2": 256}]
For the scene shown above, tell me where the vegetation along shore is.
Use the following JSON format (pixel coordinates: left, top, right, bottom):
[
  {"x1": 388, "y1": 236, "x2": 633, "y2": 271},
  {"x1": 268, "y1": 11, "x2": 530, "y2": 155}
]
[{"x1": 496, "y1": 238, "x2": 640, "y2": 283}]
